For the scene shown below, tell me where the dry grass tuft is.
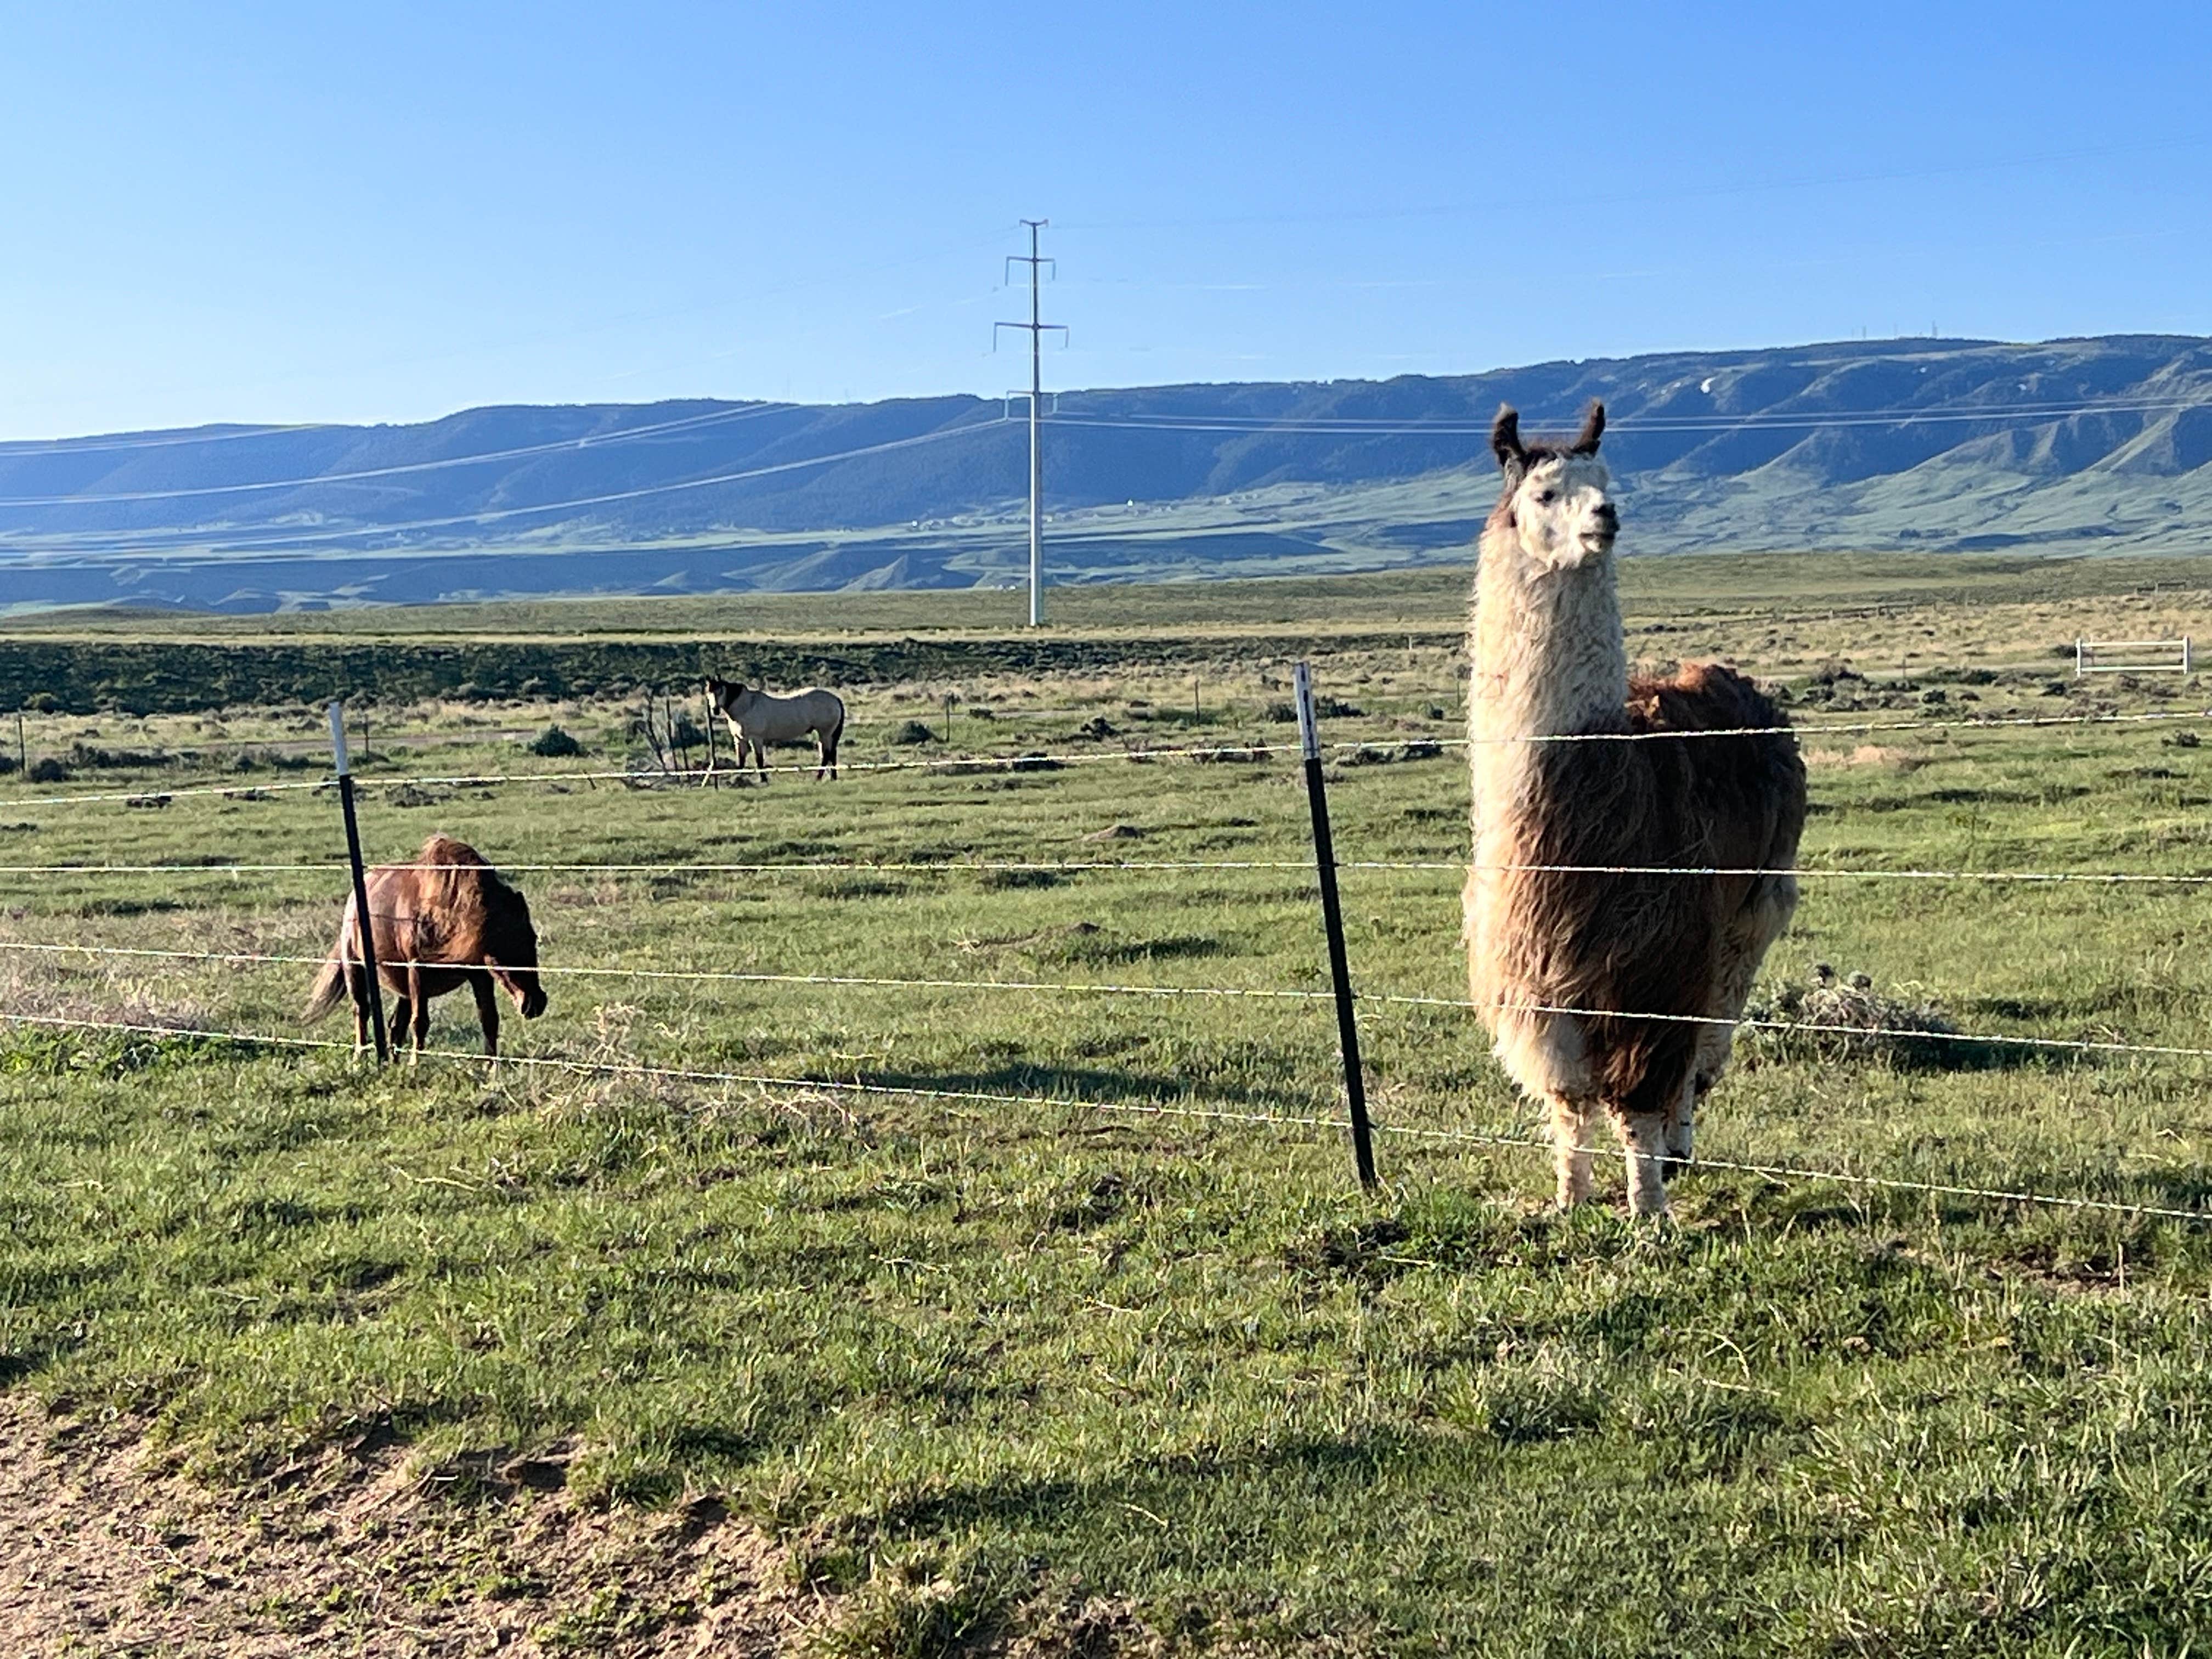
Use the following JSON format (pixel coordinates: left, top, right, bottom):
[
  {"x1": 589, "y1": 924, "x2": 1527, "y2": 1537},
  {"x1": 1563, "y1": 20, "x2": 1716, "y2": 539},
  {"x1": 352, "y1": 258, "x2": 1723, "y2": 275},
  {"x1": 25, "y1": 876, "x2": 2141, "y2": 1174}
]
[
  {"x1": 1745, "y1": 966, "x2": 1999, "y2": 1069},
  {"x1": 1803, "y1": 744, "x2": 1922, "y2": 771}
]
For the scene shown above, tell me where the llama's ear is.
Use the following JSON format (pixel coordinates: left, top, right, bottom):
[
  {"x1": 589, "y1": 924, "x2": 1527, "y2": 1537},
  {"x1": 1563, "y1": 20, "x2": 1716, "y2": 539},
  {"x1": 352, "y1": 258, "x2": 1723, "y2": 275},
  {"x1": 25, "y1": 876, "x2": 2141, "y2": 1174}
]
[
  {"x1": 1570, "y1": 400, "x2": 1606, "y2": 455},
  {"x1": 1491, "y1": 405, "x2": 1525, "y2": 473}
]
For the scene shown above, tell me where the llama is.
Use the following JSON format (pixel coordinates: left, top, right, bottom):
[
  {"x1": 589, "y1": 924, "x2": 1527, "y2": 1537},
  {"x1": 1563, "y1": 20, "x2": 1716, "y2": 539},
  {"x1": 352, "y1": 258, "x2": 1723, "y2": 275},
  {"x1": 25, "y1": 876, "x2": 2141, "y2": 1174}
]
[
  {"x1": 1464, "y1": 402, "x2": 1807, "y2": 1216},
  {"x1": 705, "y1": 677, "x2": 846, "y2": 781},
  {"x1": 303, "y1": 834, "x2": 546, "y2": 1057}
]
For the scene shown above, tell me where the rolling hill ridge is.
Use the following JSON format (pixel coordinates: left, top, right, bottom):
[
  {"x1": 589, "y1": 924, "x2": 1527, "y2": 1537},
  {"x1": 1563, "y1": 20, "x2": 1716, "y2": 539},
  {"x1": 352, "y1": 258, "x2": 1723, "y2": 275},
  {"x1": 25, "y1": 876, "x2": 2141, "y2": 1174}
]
[{"x1": 3, "y1": 333, "x2": 2209, "y2": 611}]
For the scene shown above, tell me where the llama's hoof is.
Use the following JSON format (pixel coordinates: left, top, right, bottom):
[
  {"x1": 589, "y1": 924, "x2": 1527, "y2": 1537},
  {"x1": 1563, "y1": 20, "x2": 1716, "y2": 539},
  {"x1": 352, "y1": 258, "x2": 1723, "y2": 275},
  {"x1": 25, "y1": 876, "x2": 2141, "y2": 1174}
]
[{"x1": 1660, "y1": 1154, "x2": 1691, "y2": 1181}]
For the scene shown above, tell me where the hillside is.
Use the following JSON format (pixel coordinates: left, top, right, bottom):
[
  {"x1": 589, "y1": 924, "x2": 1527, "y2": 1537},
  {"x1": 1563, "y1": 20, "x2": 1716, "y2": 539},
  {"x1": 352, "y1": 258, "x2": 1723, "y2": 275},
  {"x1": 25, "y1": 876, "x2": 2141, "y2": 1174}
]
[{"x1": 3, "y1": 334, "x2": 2210, "y2": 611}]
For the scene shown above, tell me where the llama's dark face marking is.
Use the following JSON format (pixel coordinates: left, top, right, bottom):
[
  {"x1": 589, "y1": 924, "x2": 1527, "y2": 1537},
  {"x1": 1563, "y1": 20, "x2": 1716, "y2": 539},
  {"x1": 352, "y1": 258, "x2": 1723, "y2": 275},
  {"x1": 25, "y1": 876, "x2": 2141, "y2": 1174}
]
[{"x1": 1490, "y1": 399, "x2": 1616, "y2": 571}]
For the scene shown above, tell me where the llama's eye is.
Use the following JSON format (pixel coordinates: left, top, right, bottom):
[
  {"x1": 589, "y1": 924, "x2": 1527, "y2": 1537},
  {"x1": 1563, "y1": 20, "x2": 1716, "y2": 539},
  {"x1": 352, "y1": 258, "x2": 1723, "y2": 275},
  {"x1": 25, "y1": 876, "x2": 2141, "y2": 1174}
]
[{"x1": 1533, "y1": 489, "x2": 1557, "y2": 505}]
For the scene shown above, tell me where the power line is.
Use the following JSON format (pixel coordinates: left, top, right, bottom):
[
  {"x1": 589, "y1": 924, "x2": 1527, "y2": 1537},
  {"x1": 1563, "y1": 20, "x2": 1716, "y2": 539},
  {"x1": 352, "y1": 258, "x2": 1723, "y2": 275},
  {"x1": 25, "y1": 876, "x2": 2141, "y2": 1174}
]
[
  {"x1": 1053, "y1": 136, "x2": 2212, "y2": 234},
  {"x1": 0, "y1": 423, "x2": 341, "y2": 459},
  {"x1": 0, "y1": 417, "x2": 1009, "y2": 560},
  {"x1": 0, "y1": 403, "x2": 799, "y2": 508},
  {"x1": 1045, "y1": 394, "x2": 2212, "y2": 439}
]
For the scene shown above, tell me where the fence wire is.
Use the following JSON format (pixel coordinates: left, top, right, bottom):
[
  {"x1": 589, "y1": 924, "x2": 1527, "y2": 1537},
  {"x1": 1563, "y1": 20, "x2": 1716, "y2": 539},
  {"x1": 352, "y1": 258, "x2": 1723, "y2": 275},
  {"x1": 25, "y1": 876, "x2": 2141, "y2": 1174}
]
[
  {"x1": 4, "y1": 938, "x2": 2209, "y2": 1064},
  {"x1": 6, "y1": 857, "x2": 2212, "y2": 887},
  {"x1": 3, "y1": 1006, "x2": 2202, "y2": 1227},
  {"x1": 8, "y1": 704, "x2": 2212, "y2": 810}
]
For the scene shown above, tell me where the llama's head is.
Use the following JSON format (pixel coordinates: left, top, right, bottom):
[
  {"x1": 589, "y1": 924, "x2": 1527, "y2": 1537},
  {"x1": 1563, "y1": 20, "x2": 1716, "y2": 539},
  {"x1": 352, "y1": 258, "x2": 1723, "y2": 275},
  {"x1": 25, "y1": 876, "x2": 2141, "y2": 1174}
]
[{"x1": 1488, "y1": 401, "x2": 1616, "y2": 571}]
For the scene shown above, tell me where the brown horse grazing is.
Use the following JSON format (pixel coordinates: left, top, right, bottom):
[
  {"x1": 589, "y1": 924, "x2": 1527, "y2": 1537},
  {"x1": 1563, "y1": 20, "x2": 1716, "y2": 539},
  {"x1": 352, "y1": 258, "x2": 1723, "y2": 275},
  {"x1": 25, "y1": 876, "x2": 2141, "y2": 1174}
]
[{"x1": 304, "y1": 834, "x2": 547, "y2": 1057}]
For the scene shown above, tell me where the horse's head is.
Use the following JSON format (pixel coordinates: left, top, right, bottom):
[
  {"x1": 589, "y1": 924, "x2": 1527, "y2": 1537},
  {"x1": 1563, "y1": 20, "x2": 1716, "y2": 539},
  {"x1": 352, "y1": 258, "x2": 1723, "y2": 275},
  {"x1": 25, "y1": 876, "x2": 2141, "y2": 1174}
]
[
  {"x1": 704, "y1": 676, "x2": 747, "y2": 715},
  {"x1": 482, "y1": 882, "x2": 548, "y2": 1019},
  {"x1": 1488, "y1": 400, "x2": 1616, "y2": 572}
]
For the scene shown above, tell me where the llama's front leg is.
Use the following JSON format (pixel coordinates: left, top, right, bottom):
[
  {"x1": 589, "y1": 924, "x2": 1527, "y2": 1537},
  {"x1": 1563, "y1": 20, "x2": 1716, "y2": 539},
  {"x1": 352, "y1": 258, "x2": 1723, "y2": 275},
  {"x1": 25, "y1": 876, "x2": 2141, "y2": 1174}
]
[
  {"x1": 1617, "y1": 1111, "x2": 1672, "y2": 1218},
  {"x1": 1549, "y1": 1096, "x2": 1599, "y2": 1207},
  {"x1": 1662, "y1": 1074, "x2": 1697, "y2": 1178}
]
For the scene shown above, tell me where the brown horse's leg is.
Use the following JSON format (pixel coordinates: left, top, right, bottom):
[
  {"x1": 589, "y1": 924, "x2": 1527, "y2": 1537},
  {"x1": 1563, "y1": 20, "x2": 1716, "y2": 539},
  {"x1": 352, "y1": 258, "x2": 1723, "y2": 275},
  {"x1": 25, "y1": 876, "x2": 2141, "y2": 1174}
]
[
  {"x1": 386, "y1": 990, "x2": 411, "y2": 1057},
  {"x1": 470, "y1": 972, "x2": 501, "y2": 1058},
  {"x1": 349, "y1": 963, "x2": 370, "y2": 1054},
  {"x1": 407, "y1": 964, "x2": 428, "y2": 1057}
]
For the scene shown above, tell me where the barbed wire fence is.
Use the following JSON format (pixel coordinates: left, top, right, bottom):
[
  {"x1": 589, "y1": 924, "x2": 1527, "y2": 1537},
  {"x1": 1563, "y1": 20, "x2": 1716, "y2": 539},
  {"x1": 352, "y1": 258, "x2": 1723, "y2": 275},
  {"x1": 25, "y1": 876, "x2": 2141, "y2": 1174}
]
[{"x1": 5, "y1": 670, "x2": 2212, "y2": 1225}]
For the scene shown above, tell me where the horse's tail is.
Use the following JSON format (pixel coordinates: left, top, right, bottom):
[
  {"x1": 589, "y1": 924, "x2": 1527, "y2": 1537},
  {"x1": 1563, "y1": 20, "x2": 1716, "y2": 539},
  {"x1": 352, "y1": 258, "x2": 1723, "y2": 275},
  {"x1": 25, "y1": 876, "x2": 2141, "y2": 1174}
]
[
  {"x1": 303, "y1": 950, "x2": 347, "y2": 1024},
  {"x1": 303, "y1": 895, "x2": 359, "y2": 1023}
]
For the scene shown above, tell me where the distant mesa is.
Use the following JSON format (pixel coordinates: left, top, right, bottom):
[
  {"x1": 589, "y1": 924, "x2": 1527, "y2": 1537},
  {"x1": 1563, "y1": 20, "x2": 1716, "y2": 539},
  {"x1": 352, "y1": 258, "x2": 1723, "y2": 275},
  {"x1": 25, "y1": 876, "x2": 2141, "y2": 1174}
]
[{"x1": 3, "y1": 334, "x2": 2210, "y2": 612}]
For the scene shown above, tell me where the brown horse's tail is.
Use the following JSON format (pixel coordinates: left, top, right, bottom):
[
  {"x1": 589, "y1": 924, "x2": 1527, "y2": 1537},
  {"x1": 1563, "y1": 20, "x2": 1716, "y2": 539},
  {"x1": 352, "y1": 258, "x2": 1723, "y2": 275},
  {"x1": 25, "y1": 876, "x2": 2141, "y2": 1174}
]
[
  {"x1": 303, "y1": 897, "x2": 357, "y2": 1023},
  {"x1": 303, "y1": 952, "x2": 347, "y2": 1023}
]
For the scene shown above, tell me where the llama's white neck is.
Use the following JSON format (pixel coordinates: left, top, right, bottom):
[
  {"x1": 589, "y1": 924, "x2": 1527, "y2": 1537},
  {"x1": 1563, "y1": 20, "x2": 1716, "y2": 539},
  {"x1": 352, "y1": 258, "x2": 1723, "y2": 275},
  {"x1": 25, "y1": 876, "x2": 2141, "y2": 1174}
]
[{"x1": 1466, "y1": 523, "x2": 1629, "y2": 747}]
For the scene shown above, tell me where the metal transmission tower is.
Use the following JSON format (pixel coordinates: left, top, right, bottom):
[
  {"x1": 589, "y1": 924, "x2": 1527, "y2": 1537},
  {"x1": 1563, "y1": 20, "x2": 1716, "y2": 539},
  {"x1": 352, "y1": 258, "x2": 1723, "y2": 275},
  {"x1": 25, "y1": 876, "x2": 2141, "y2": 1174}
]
[{"x1": 996, "y1": 220, "x2": 1065, "y2": 627}]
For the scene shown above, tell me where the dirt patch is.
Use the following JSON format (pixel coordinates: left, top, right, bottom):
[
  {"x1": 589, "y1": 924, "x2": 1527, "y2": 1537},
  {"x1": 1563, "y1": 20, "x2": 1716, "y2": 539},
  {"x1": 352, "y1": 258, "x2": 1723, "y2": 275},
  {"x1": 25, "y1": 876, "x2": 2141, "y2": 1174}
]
[
  {"x1": 1803, "y1": 744, "x2": 1920, "y2": 771},
  {"x1": 0, "y1": 1395, "x2": 817, "y2": 1656}
]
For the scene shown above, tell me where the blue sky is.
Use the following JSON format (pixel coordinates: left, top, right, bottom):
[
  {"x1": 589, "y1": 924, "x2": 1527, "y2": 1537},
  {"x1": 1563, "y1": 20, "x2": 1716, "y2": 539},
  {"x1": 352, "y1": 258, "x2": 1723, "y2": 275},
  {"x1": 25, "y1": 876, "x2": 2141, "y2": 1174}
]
[{"x1": 2, "y1": 1, "x2": 2208, "y2": 438}]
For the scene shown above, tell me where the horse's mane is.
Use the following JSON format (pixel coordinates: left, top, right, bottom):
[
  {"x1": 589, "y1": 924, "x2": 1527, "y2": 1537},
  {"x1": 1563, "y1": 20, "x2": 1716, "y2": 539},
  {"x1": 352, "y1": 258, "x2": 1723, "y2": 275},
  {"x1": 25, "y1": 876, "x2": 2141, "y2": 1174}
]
[{"x1": 410, "y1": 834, "x2": 517, "y2": 928}]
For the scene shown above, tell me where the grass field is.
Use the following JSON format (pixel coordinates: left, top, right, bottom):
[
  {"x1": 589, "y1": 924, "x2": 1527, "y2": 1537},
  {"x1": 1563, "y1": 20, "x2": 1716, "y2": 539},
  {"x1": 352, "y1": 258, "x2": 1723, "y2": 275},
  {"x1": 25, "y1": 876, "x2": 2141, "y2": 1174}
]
[{"x1": 7, "y1": 555, "x2": 2212, "y2": 1654}]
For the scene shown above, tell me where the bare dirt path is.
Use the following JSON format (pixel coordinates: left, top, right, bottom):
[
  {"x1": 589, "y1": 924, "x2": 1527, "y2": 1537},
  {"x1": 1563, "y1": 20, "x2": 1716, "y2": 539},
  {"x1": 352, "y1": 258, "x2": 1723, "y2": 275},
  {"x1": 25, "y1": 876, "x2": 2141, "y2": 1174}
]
[{"x1": 0, "y1": 1396, "x2": 815, "y2": 1657}]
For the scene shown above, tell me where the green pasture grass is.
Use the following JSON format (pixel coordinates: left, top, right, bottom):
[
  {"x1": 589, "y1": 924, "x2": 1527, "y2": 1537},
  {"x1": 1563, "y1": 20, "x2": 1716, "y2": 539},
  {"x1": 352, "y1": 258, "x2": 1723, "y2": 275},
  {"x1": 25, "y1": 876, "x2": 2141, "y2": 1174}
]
[
  {"x1": 6, "y1": 552, "x2": 2209, "y2": 722},
  {"x1": 6, "y1": 549, "x2": 2208, "y2": 643},
  {"x1": 6, "y1": 581, "x2": 2212, "y2": 1650}
]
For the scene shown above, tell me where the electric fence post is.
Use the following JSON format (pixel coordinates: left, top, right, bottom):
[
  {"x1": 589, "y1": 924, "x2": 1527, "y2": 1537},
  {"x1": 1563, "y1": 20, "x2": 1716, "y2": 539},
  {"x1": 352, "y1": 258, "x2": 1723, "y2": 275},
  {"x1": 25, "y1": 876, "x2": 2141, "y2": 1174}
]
[
  {"x1": 328, "y1": 701, "x2": 389, "y2": 1063},
  {"x1": 1294, "y1": 662, "x2": 1376, "y2": 1188}
]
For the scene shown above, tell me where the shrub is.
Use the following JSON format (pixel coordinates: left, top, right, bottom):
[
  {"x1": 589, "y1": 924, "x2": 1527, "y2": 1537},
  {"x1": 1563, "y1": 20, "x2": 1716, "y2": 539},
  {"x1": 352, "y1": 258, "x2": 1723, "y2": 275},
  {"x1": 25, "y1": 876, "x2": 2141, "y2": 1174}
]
[
  {"x1": 528, "y1": 725, "x2": 584, "y2": 758},
  {"x1": 27, "y1": 758, "x2": 67, "y2": 784},
  {"x1": 891, "y1": 720, "x2": 938, "y2": 746},
  {"x1": 67, "y1": 742, "x2": 170, "y2": 770},
  {"x1": 1743, "y1": 966, "x2": 1996, "y2": 1069}
]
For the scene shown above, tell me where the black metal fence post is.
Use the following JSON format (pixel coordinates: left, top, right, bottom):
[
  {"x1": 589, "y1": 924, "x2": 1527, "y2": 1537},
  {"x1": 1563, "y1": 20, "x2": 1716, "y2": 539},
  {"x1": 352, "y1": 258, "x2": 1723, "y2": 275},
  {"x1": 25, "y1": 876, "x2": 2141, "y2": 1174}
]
[
  {"x1": 1294, "y1": 662, "x2": 1377, "y2": 1188},
  {"x1": 328, "y1": 700, "x2": 389, "y2": 1063}
]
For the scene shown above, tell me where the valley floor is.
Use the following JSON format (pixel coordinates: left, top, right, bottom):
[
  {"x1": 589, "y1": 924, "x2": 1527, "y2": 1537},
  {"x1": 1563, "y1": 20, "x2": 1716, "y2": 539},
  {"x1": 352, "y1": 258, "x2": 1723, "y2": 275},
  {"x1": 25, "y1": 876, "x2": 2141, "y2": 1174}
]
[{"x1": 5, "y1": 557, "x2": 2212, "y2": 1654}]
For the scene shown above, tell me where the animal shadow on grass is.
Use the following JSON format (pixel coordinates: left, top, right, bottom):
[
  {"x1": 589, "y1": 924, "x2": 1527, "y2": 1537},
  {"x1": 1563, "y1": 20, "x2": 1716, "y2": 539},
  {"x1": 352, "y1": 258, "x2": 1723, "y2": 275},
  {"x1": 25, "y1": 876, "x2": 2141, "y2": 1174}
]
[
  {"x1": 867, "y1": 1427, "x2": 1427, "y2": 1543},
  {"x1": 67, "y1": 896, "x2": 186, "y2": 918},
  {"x1": 1047, "y1": 930, "x2": 1225, "y2": 967},
  {"x1": 856, "y1": 1059, "x2": 1313, "y2": 1116}
]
